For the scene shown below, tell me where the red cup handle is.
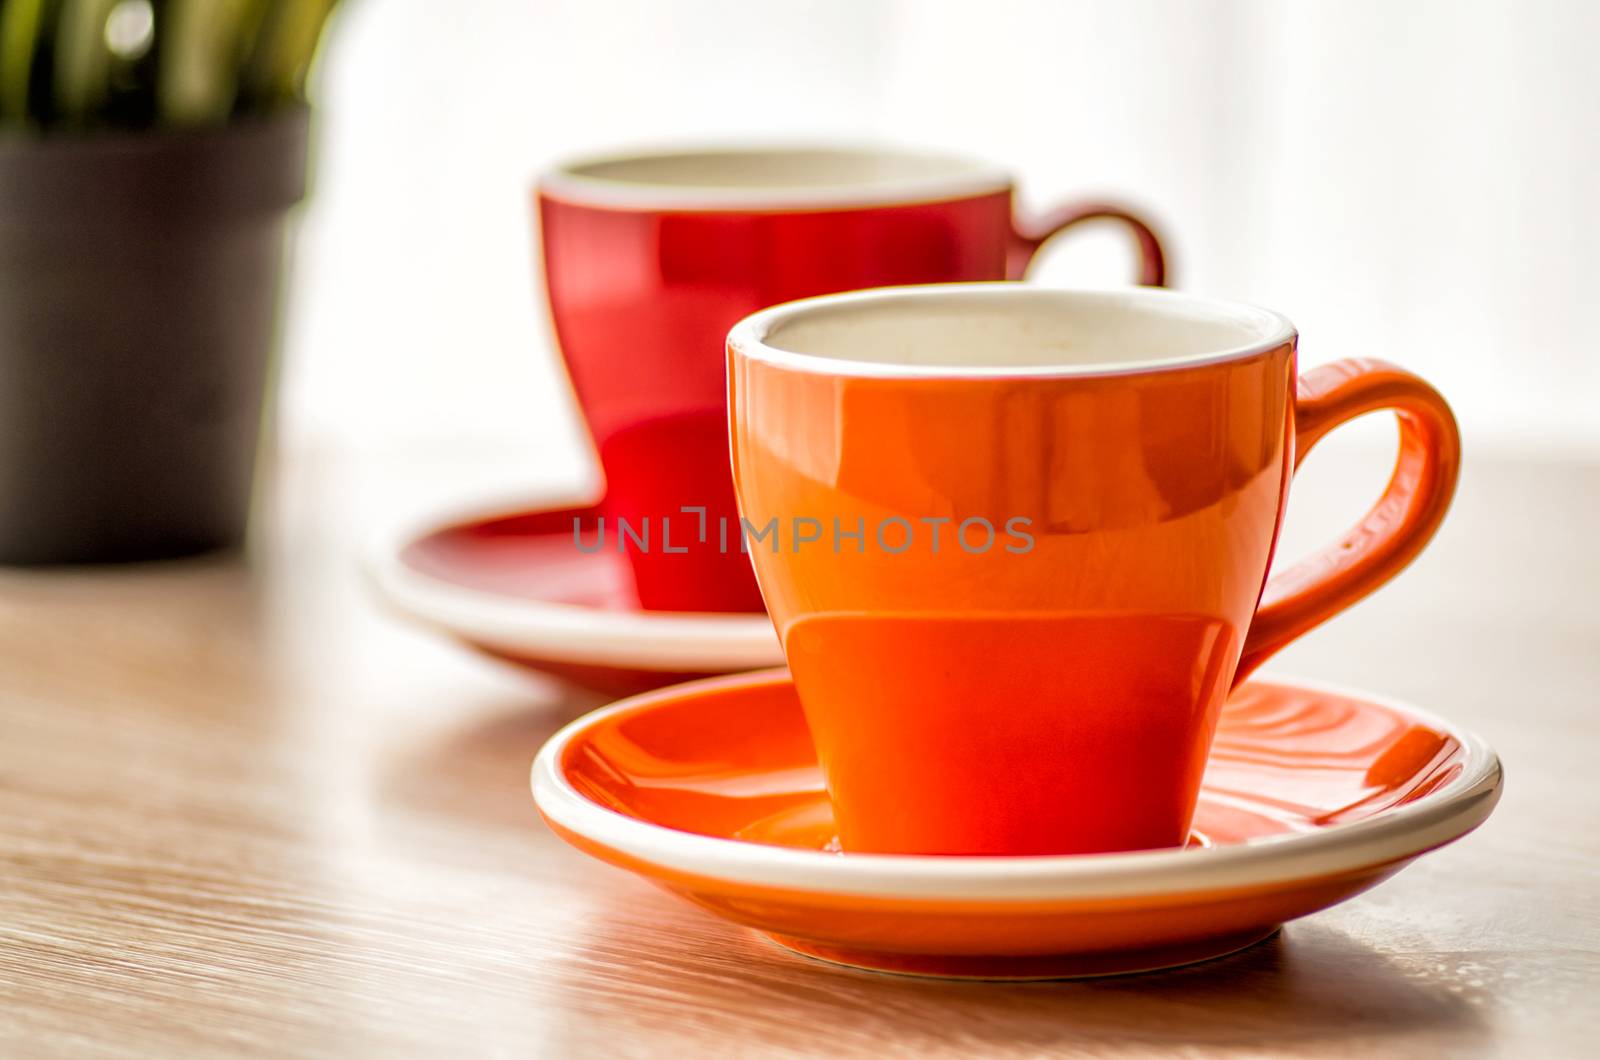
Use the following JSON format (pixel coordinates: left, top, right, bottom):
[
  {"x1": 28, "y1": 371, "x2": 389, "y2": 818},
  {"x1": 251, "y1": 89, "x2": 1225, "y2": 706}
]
[
  {"x1": 1008, "y1": 202, "x2": 1168, "y2": 286},
  {"x1": 1234, "y1": 358, "x2": 1462, "y2": 686}
]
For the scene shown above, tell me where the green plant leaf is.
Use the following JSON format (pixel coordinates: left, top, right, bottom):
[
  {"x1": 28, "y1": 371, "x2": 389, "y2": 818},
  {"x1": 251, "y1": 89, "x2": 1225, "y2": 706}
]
[
  {"x1": 53, "y1": 0, "x2": 120, "y2": 123},
  {"x1": 160, "y1": 0, "x2": 259, "y2": 124},
  {"x1": 3, "y1": 0, "x2": 337, "y2": 128},
  {"x1": 1, "y1": 0, "x2": 60, "y2": 123},
  {"x1": 240, "y1": 0, "x2": 337, "y2": 105}
]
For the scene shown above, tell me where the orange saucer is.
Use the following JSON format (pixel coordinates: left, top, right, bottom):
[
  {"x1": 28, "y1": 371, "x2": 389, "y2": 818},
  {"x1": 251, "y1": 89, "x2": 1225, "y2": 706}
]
[{"x1": 532, "y1": 670, "x2": 1501, "y2": 979}]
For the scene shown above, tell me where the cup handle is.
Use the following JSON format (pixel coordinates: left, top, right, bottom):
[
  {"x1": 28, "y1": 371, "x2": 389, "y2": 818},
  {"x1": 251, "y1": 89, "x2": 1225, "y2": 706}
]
[
  {"x1": 1007, "y1": 202, "x2": 1168, "y2": 286},
  {"x1": 1233, "y1": 358, "x2": 1462, "y2": 686}
]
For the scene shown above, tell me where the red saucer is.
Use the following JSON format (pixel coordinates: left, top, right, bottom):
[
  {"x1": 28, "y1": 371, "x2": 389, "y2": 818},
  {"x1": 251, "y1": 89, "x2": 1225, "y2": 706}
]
[{"x1": 368, "y1": 498, "x2": 782, "y2": 694}]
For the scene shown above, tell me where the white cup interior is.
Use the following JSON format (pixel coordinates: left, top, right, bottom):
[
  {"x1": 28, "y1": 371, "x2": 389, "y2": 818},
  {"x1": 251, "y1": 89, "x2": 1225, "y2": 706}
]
[
  {"x1": 542, "y1": 145, "x2": 1010, "y2": 209},
  {"x1": 732, "y1": 285, "x2": 1296, "y2": 378}
]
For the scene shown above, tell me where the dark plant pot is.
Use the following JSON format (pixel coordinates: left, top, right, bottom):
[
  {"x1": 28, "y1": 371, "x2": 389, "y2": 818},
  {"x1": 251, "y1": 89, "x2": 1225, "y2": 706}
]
[{"x1": 0, "y1": 108, "x2": 309, "y2": 564}]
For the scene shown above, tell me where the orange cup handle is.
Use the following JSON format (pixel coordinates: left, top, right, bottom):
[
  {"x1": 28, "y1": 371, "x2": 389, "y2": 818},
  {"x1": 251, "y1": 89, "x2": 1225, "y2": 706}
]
[
  {"x1": 1007, "y1": 202, "x2": 1168, "y2": 286},
  {"x1": 1234, "y1": 358, "x2": 1462, "y2": 686}
]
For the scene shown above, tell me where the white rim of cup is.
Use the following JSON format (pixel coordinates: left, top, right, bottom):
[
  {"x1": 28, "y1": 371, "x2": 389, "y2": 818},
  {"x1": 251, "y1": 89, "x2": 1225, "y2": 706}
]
[
  {"x1": 531, "y1": 670, "x2": 1503, "y2": 903},
  {"x1": 538, "y1": 142, "x2": 1015, "y2": 212},
  {"x1": 728, "y1": 283, "x2": 1300, "y2": 380}
]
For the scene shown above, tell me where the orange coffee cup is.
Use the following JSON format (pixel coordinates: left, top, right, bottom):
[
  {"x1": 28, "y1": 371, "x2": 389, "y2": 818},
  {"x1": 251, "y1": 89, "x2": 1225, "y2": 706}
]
[{"x1": 728, "y1": 284, "x2": 1460, "y2": 856}]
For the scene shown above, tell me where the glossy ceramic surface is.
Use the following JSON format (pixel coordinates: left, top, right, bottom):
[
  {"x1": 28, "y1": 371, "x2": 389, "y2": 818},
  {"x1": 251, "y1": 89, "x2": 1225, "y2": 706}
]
[
  {"x1": 537, "y1": 146, "x2": 1166, "y2": 614},
  {"x1": 728, "y1": 285, "x2": 1461, "y2": 856},
  {"x1": 367, "y1": 498, "x2": 781, "y2": 695},
  {"x1": 532, "y1": 670, "x2": 1501, "y2": 979}
]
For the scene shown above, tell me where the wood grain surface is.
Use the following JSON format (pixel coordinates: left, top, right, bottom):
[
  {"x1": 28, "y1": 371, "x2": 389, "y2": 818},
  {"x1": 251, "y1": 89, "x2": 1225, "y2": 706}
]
[{"x1": 1, "y1": 446, "x2": 1596, "y2": 1058}]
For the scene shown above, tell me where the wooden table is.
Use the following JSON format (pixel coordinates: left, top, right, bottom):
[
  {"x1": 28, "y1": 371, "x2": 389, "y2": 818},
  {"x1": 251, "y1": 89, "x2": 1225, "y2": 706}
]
[{"x1": 1, "y1": 446, "x2": 1596, "y2": 1058}]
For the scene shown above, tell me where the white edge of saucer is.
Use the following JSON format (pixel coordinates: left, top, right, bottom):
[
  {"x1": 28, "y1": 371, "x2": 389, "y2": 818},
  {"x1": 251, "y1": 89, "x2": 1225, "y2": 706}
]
[
  {"x1": 363, "y1": 493, "x2": 783, "y2": 672},
  {"x1": 530, "y1": 670, "x2": 1504, "y2": 903}
]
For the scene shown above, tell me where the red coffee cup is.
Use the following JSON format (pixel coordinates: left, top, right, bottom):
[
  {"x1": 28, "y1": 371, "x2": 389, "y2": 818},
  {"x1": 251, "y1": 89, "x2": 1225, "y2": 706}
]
[{"x1": 537, "y1": 146, "x2": 1167, "y2": 613}]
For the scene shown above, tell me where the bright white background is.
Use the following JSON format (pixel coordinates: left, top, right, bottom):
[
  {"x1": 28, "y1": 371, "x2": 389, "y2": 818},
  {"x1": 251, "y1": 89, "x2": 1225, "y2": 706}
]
[{"x1": 281, "y1": 0, "x2": 1599, "y2": 512}]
